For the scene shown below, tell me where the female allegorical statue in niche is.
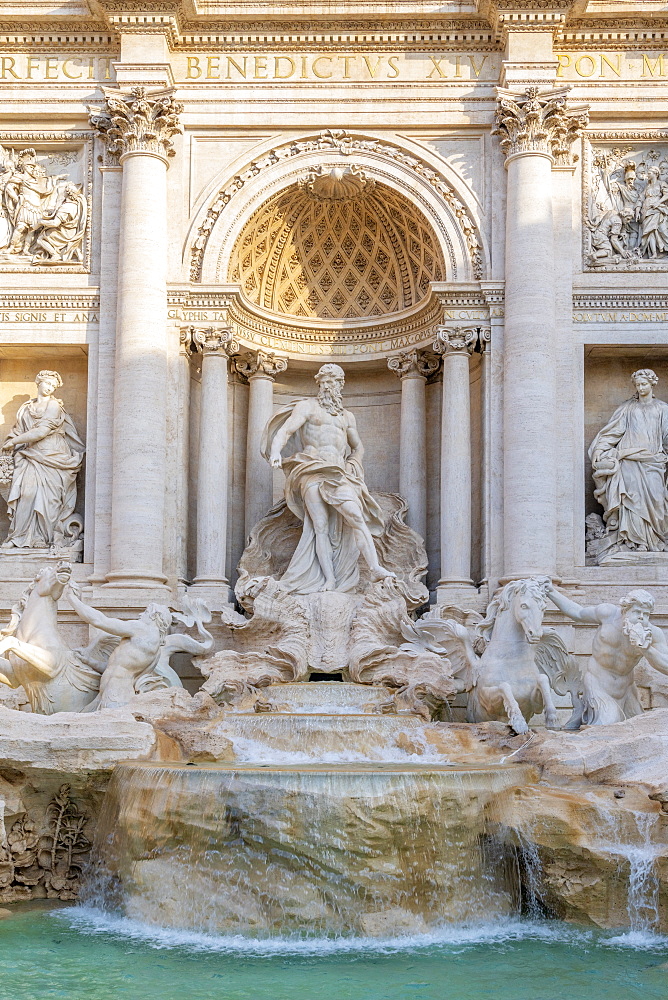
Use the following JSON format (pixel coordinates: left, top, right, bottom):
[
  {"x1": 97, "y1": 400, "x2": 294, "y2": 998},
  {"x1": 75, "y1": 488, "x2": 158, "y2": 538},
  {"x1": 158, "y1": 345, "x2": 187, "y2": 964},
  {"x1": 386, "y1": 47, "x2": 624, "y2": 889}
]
[
  {"x1": 589, "y1": 368, "x2": 668, "y2": 558},
  {"x1": 0, "y1": 370, "x2": 84, "y2": 550}
]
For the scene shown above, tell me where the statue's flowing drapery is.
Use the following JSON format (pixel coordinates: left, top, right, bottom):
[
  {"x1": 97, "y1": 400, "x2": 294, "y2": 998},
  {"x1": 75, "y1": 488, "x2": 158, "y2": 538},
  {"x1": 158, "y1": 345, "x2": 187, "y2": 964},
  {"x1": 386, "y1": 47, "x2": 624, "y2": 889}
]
[
  {"x1": 589, "y1": 396, "x2": 668, "y2": 551},
  {"x1": 262, "y1": 402, "x2": 384, "y2": 593},
  {"x1": 4, "y1": 398, "x2": 84, "y2": 548}
]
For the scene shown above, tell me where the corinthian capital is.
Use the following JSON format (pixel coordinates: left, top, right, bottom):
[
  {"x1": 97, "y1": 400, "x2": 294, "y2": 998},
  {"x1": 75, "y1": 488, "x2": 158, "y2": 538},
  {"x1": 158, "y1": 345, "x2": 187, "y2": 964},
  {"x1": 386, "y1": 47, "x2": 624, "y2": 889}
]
[
  {"x1": 387, "y1": 349, "x2": 440, "y2": 380},
  {"x1": 89, "y1": 86, "x2": 183, "y2": 162},
  {"x1": 433, "y1": 327, "x2": 477, "y2": 356},
  {"x1": 234, "y1": 350, "x2": 288, "y2": 380},
  {"x1": 189, "y1": 327, "x2": 239, "y2": 356},
  {"x1": 494, "y1": 87, "x2": 589, "y2": 165}
]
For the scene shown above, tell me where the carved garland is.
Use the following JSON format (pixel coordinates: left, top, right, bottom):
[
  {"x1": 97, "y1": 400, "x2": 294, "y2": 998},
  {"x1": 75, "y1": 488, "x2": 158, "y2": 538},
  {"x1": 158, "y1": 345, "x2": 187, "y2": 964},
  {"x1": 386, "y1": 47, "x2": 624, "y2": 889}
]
[
  {"x1": 0, "y1": 785, "x2": 90, "y2": 903},
  {"x1": 189, "y1": 129, "x2": 484, "y2": 283}
]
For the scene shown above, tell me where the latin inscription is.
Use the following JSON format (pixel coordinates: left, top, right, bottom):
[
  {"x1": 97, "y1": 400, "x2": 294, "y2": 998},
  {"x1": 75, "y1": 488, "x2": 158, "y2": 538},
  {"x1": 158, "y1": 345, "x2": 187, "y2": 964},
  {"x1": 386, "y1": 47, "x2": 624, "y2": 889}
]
[
  {"x1": 0, "y1": 55, "x2": 113, "y2": 81},
  {"x1": 0, "y1": 51, "x2": 665, "y2": 84}
]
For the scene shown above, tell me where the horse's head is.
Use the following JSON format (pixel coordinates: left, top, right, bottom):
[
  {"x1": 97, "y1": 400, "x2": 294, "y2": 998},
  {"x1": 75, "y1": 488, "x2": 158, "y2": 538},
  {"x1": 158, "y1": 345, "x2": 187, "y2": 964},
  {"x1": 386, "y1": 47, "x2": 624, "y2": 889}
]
[
  {"x1": 34, "y1": 561, "x2": 72, "y2": 599},
  {"x1": 509, "y1": 579, "x2": 548, "y2": 644}
]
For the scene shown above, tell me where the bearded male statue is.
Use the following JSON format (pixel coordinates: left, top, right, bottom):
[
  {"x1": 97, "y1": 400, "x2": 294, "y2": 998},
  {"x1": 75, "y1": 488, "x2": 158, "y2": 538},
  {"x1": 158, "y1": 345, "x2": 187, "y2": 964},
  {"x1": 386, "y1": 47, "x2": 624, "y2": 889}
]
[
  {"x1": 262, "y1": 363, "x2": 395, "y2": 594},
  {"x1": 547, "y1": 583, "x2": 668, "y2": 725}
]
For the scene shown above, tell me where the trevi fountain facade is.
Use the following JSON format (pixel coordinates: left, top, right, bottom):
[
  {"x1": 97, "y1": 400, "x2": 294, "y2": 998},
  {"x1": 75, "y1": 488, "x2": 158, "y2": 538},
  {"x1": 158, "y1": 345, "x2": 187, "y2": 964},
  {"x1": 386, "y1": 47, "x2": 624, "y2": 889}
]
[{"x1": 1, "y1": 1, "x2": 668, "y2": 996}]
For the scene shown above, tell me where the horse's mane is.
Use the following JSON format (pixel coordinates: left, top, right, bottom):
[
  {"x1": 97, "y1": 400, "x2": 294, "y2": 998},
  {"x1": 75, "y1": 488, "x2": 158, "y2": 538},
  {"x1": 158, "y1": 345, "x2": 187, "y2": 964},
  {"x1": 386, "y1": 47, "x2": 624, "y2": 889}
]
[
  {"x1": 475, "y1": 578, "x2": 548, "y2": 645},
  {"x1": 1, "y1": 573, "x2": 40, "y2": 636}
]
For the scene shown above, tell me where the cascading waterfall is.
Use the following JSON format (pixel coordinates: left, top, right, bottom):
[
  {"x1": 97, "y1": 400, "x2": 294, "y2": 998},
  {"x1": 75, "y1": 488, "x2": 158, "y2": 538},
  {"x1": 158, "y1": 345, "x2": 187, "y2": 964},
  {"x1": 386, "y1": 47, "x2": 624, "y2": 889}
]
[{"x1": 82, "y1": 760, "x2": 538, "y2": 938}]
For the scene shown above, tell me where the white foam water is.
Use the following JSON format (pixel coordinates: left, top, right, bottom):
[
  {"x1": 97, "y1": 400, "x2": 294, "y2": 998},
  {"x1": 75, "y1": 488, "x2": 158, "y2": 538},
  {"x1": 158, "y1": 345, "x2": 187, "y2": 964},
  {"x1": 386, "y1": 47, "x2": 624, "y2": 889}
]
[{"x1": 59, "y1": 906, "x2": 668, "y2": 956}]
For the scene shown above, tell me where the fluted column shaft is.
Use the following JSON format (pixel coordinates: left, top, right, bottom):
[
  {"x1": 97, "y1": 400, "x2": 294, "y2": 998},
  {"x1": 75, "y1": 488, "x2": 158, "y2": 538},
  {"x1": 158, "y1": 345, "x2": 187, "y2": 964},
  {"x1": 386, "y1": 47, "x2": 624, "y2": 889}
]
[
  {"x1": 435, "y1": 327, "x2": 476, "y2": 588},
  {"x1": 90, "y1": 87, "x2": 182, "y2": 589},
  {"x1": 235, "y1": 351, "x2": 288, "y2": 539},
  {"x1": 494, "y1": 88, "x2": 588, "y2": 579},
  {"x1": 191, "y1": 328, "x2": 238, "y2": 600},
  {"x1": 388, "y1": 350, "x2": 438, "y2": 541}
]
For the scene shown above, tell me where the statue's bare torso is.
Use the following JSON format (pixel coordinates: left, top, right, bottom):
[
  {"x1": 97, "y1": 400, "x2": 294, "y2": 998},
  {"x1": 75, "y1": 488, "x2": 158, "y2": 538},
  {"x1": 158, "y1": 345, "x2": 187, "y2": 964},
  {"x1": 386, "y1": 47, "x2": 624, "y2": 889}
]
[{"x1": 291, "y1": 398, "x2": 353, "y2": 467}]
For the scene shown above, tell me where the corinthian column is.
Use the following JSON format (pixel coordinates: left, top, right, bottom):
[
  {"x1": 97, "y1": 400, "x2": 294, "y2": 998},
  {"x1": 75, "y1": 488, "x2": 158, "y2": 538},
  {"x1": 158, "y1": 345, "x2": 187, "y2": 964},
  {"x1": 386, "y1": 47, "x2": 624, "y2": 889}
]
[
  {"x1": 434, "y1": 326, "x2": 477, "y2": 592},
  {"x1": 387, "y1": 349, "x2": 439, "y2": 541},
  {"x1": 234, "y1": 351, "x2": 288, "y2": 539},
  {"x1": 494, "y1": 87, "x2": 588, "y2": 579},
  {"x1": 90, "y1": 87, "x2": 182, "y2": 590},
  {"x1": 190, "y1": 327, "x2": 239, "y2": 606}
]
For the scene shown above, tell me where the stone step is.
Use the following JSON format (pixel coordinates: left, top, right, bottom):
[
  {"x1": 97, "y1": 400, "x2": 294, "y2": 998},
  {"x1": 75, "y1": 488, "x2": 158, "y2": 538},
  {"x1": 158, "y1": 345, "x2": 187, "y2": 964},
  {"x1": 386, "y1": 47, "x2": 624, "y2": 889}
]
[
  {"x1": 254, "y1": 681, "x2": 395, "y2": 715},
  {"x1": 212, "y1": 712, "x2": 440, "y2": 762}
]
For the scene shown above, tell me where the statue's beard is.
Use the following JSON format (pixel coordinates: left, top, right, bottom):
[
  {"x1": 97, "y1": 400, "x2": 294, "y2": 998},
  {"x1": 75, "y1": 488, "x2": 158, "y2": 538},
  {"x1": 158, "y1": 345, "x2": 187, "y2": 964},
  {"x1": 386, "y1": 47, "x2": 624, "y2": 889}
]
[
  {"x1": 318, "y1": 385, "x2": 344, "y2": 415},
  {"x1": 623, "y1": 616, "x2": 652, "y2": 649}
]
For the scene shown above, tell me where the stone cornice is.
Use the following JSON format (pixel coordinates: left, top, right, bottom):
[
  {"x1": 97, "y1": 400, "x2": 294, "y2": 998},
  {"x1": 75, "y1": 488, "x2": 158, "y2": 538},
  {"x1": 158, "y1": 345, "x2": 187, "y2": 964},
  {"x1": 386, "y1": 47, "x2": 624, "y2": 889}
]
[{"x1": 167, "y1": 284, "x2": 491, "y2": 363}]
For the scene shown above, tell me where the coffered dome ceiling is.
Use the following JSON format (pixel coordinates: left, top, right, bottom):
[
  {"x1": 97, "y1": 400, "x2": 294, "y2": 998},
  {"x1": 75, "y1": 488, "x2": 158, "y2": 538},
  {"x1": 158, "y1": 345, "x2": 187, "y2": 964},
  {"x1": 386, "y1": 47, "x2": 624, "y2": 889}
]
[{"x1": 229, "y1": 180, "x2": 445, "y2": 320}]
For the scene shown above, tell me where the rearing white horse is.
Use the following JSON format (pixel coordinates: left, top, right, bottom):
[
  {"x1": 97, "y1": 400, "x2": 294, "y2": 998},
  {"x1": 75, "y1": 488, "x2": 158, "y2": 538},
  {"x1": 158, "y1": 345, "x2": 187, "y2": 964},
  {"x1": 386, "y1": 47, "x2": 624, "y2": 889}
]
[
  {"x1": 0, "y1": 562, "x2": 114, "y2": 714},
  {"x1": 406, "y1": 578, "x2": 575, "y2": 734}
]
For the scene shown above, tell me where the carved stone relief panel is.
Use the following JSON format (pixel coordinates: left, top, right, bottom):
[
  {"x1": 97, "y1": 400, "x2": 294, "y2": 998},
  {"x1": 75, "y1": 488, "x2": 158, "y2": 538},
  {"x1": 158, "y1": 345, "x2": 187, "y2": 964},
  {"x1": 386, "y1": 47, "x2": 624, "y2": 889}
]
[
  {"x1": 584, "y1": 136, "x2": 668, "y2": 271},
  {"x1": 0, "y1": 135, "x2": 92, "y2": 273}
]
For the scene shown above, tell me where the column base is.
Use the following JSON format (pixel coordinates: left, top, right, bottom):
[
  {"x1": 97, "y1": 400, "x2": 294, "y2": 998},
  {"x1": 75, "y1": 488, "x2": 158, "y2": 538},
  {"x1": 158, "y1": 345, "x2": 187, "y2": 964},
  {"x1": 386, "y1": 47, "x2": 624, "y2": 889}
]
[
  {"x1": 189, "y1": 579, "x2": 232, "y2": 612},
  {"x1": 435, "y1": 581, "x2": 486, "y2": 612},
  {"x1": 100, "y1": 572, "x2": 171, "y2": 605}
]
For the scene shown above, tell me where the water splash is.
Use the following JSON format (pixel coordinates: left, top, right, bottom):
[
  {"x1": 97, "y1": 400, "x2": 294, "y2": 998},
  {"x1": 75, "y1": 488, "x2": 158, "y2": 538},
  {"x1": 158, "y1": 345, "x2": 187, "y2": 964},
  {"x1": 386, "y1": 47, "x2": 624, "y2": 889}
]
[
  {"x1": 593, "y1": 807, "x2": 663, "y2": 933},
  {"x1": 58, "y1": 906, "x2": 668, "y2": 956}
]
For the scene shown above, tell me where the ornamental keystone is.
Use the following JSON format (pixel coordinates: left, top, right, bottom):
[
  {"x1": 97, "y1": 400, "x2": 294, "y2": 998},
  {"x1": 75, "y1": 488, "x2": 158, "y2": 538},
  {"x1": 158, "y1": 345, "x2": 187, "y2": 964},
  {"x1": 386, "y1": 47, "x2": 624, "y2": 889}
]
[
  {"x1": 494, "y1": 87, "x2": 589, "y2": 165},
  {"x1": 89, "y1": 86, "x2": 183, "y2": 162}
]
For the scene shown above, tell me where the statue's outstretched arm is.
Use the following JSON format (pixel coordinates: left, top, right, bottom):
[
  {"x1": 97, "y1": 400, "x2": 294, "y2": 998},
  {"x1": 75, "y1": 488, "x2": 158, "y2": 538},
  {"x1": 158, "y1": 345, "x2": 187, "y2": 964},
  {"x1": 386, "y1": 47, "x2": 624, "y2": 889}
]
[
  {"x1": 67, "y1": 587, "x2": 134, "y2": 639},
  {"x1": 547, "y1": 584, "x2": 603, "y2": 624},
  {"x1": 163, "y1": 633, "x2": 213, "y2": 657}
]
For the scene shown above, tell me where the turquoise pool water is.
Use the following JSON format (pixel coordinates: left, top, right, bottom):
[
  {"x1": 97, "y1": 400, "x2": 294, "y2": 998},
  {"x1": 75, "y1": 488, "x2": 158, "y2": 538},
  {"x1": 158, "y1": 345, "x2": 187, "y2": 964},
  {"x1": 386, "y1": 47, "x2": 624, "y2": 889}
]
[{"x1": 1, "y1": 904, "x2": 667, "y2": 1000}]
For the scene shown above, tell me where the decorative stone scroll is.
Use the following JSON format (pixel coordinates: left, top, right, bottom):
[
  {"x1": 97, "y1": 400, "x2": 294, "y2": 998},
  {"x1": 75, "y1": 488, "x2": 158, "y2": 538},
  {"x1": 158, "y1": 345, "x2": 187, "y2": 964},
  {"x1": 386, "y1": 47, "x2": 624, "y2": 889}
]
[
  {"x1": 432, "y1": 325, "x2": 477, "y2": 355},
  {"x1": 494, "y1": 87, "x2": 589, "y2": 165},
  {"x1": 234, "y1": 349, "x2": 288, "y2": 380},
  {"x1": 387, "y1": 349, "x2": 440, "y2": 380},
  {"x1": 191, "y1": 326, "x2": 240, "y2": 357},
  {"x1": 585, "y1": 143, "x2": 668, "y2": 270},
  {"x1": 89, "y1": 86, "x2": 183, "y2": 162}
]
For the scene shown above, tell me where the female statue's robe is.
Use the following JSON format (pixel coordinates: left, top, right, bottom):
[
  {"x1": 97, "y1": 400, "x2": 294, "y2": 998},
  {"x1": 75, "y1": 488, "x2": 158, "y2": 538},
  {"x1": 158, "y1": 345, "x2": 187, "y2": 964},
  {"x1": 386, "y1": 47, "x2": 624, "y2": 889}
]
[
  {"x1": 3, "y1": 397, "x2": 84, "y2": 548},
  {"x1": 589, "y1": 395, "x2": 668, "y2": 551}
]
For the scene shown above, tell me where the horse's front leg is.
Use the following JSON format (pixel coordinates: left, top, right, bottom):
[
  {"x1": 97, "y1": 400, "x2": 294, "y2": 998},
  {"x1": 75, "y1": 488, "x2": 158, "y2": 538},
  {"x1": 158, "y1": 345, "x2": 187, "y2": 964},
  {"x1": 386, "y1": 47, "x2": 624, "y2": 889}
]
[
  {"x1": 3, "y1": 637, "x2": 58, "y2": 677},
  {"x1": 536, "y1": 673, "x2": 560, "y2": 729},
  {"x1": 498, "y1": 682, "x2": 530, "y2": 735}
]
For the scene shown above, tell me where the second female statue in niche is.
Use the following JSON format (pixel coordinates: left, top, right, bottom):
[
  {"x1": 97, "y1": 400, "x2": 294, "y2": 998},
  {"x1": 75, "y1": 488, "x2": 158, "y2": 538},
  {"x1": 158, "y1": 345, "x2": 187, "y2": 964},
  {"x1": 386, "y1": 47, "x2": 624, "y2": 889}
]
[
  {"x1": 589, "y1": 368, "x2": 668, "y2": 561},
  {"x1": 1, "y1": 370, "x2": 84, "y2": 551}
]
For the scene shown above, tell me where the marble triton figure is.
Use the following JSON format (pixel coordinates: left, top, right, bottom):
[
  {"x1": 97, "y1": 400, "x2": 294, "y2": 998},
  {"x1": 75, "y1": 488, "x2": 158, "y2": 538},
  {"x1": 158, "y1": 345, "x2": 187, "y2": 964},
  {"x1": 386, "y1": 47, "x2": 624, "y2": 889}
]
[
  {"x1": 547, "y1": 583, "x2": 668, "y2": 725},
  {"x1": 262, "y1": 363, "x2": 395, "y2": 594}
]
